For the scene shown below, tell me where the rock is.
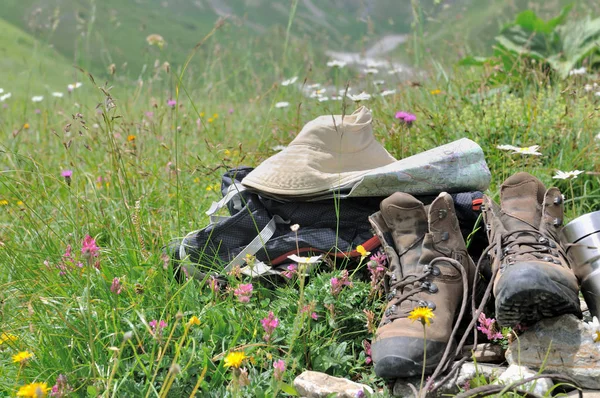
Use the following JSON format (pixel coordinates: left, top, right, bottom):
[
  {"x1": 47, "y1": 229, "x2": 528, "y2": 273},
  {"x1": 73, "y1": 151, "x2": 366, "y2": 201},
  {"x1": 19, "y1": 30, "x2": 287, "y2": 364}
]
[
  {"x1": 495, "y1": 364, "x2": 554, "y2": 396},
  {"x1": 505, "y1": 314, "x2": 600, "y2": 389},
  {"x1": 393, "y1": 362, "x2": 507, "y2": 397},
  {"x1": 461, "y1": 343, "x2": 505, "y2": 363},
  {"x1": 294, "y1": 371, "x2": 374, "y2": 398},
  {"x1": 567, "y1": 390, "x2": 600, "y2": 397}
]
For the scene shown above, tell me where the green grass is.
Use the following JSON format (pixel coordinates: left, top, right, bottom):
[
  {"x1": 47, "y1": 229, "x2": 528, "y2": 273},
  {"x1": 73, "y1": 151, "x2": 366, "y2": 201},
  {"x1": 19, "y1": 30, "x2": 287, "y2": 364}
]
[{"x1": 2, "y1": 1, "x2": 600, "y2": 397}]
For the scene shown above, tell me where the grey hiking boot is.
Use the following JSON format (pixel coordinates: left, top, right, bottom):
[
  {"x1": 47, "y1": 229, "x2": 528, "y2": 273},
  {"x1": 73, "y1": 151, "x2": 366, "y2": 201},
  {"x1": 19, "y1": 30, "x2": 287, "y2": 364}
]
[
  {"x1": 368, "y1": 192, "x2": 475, "y2": 379},
  {"x1": 483, "y1": 172, "x2": 582, "y2": 327}
]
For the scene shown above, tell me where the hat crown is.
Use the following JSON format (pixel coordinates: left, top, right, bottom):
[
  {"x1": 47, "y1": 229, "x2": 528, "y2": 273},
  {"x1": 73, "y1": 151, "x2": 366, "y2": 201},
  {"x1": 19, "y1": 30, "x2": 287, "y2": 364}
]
[{"x1": 291, "y1": 106, "x2": 374, "y2": 153}]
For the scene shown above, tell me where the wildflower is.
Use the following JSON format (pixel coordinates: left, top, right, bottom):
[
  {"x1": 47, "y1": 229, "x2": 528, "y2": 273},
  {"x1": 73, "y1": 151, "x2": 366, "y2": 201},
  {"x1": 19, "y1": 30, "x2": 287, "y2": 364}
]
[
  {"x1": 395, "y1": 111, "x2": 417, "y2": 125},
  {"x1": 356, "y1": 244, "x2": 370, "y2": 259},
  {"x1": 0, "y1": 92, "x2": 12, "y2": 101},
  {"x1": 228, "y1": 264, "x2": 242, "y2": 278},
  {"x1": 569, "y1": 67, "x2": 586, "y2": 76},
  {"x1": 16, "y1": 382, "x2": 50, "y2": 397},
  {"x1": 368, "y1": 250, "x2": 387, "y2": 290},
  {"x1": 224, "y1": 351, "x2": 247, "y2": 368},
  {"x1": 380, "y1": 89, "x2": 396, "y2": 97},
  {"x1": 388, "y1": 66, "x2": 406, "y2": 74},
  {"x1": 513, "y1": 145, "x2": 543, "y2": 156},
  {"x1": 281, "y1": 76, "x2": 298, "y2": 86},
  {"x1": 81, "y1": 235, "x2": 99, "y2": 258},
  {"x1": 281, "y1": 264, "x2": 297, "y2": 279},
  {"x1": 363, "y1": 68, "x2": 379, "y2": 74},
  {"x1": 275, "y1": 101, "x2": 289, "y2": 108},
  {"x1": 363, "y1": 340, "x2": 372, "y2": 364},
  {"x1": 146, "y1": 33, "x2": 166, "y2": 48},
  {"x1": 347, "y1": 92, "x2": 371, "y2": 102},
  {"x1": 234, "y1": 283, "x2": 253, "y2": 303},
  {"x1": 408, "y1": 307, "x2": 435, "y2": 326},
  {"x1": 0, "y1": 332, "x2": 18, "y2": 345},
  {"x1": 273, "y1": 359, "x2": 286, "y2": 380},
  {"x1": 496, "y1": 144, "x2": 519, "y2": 151},
  {"x1": 23, "y1": 123, "x2": 30, "y2": 129},
  {"x1": 127, "y1": 135, "x2": 136, "y2": 142},
  {"x1": 238, "y1": 367, "x2": 250, "y2": 386},
  {"x1": 245, "y1": 253, "x2": 256, "y2": 267},
  {"x1": 209, "y1": 276, "x2": 220, "y2": 293},
  {"x1": 61, "y1": 169, "x2": 72, "y2": 187},
  {"x1": 311, "y1": 312, "x2": 318, "y2": 320},
  {"x1": 208, "y1": 117, "x2": 214, "y2": 123},
  {"x1": 52, "y1": 92, "x2": 64, "y2": 98},
  {"x1": 477, "y1": 312, "x2": 503, "y2": 340},
  {"x1": 287, "y1": 254, "x2": 323, "y2": 265},
  {"x1": 0, "y1": 199, "x2": 8, "y2": 206},
  {"x1": 373, "y1": 79, "x2": 385, "y2": 85},
  {"x1": 0, "y1": 88, "x2": 2, "y2": 93},
  {"x1": 326, "y1": 60, "x2": 347, "y2": 68},
  {"x1": 261, "y1": 311, "x2": 280, "y2": 342},
  {"x1": 553, "y1": 170, "x2": 584, "y2": 180},
  {"x1": 330, "y1": 270, "x2": 353, "y2": 296},
  {"x1": 584, "y1": 316, "x2": 600, "y2": 342},
  {"x1": 228, "y1": 108, "x2": 234, "y2": 114},
  {"x1": 13, "y1": 351, "x2": 34, "y2": 364},
  {"x1": 167, "y1": 99, "x2": 177, "y2": 107},
  {"x1": 430, "y1": 89, "x2": 442, "y2": 95},
  {"x1": 317, "y1": 96, "x2": 329, "y2": 102},
  {"x1": 149, "y1": 319, "x2": 167, "y2": 336},
  {"x1": 110, "y1": 277, "x2": 122, "y2": 294},
  {"x1": 32, "y1": 96, "x2": 44, "y2": 102},
  {"x1": 188, "y1": 316, "x2": 201, "y2": 326},
  {"x1": 50, "y1": 374, "x2": 72, "y2": 397},
  {"x1": 290, "y1": 224, "x2": 300, "y2": 232},
  {"x1": 356, "y1": 390, "x2": 366, "y2": 398},
  {"x1": 364, "y1": 309, "x2": 377, "y2": 334},
  {"x1": 595, "y1": 92, "x2": 600, "y2": 97}
]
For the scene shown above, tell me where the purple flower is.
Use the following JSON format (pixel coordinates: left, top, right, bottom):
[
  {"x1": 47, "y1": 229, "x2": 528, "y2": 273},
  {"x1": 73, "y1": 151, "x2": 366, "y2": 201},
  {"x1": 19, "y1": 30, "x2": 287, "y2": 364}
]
[
  {"x1": 395, "y1": 111, "x2": 417, "y2": 126},
  {"x1": 50, "y1": 374, "x2": 72, "y2": 397},
  {"x1": 81, "y1": 235, "x2": 100, "y2": 258},
  {"x1": 61, "y1": 169, "x2": 73, "y2": 178},
  {"x1": 111, "y1": 277, "x2": 122, "y2": 294},
  {"x1": 282, "y1": 264, "x2": 297, "y2": 279},
  {"x1": 145, "y1": 111, "x2": 154, "y2": 118},
  {"x1": 273, "y1": 359, "x2": 285, "y2": 380},
  {"x1": 477, "y1": 312, "x2": 503, "y2": 341},
  {"x1": 356, "y1": 390, "x2": 366, "y2": 398},
  {"x1": 209, "y1": 276, "x2": 219, "y2": 294},
  {"x1": 34, "y1": 109, "x2": 41, "y2": 114},
  {"x1": 330, "y1": 270, "x2": 353, "y2": 296},
  {"x1": 363, "y1": 340, "x2": 372, "y2": 365},
  {"x1": 234, "y1": 283, "x2": 253, "y2": 303},
  {"x1": 261, "y1": 311, "x2": 280, "y2": 342},
  {"x1": 149, "y1": 319, "x2": 167, "y2": 337},
  {"x1": 167, "y1": 99, "x2": 177, "y2": 108},
  {"x1": 228, "y1": 108, "x2": 234, "y2": 114}
]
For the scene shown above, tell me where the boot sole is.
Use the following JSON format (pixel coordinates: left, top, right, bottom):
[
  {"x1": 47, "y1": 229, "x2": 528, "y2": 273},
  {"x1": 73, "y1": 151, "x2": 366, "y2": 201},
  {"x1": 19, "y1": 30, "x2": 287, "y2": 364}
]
[
  {"x1": 495, "y1": 263, "x2": 581, "y2": 327},
  {"x1": 372, "y1": 337, "x2": 449, "y2": 379}
]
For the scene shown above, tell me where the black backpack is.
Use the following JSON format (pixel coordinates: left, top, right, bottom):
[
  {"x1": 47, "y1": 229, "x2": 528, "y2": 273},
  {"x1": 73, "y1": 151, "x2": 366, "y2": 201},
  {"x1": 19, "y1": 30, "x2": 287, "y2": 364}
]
[{"x1": 172, "y1": 167, "x2": 486, "y2": 279}]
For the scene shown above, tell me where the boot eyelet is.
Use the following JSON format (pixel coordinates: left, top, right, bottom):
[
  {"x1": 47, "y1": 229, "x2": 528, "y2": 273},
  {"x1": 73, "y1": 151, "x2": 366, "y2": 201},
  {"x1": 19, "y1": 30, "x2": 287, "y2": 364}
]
[
  {"x1": 506, "y1": 257, "x2": 515, "y2": 265},
  {"x1": 553, "y1": 259, "x2": 561, "y2": 265},
  {"x1": 387, "y1": 288, "x2": 397, "y2": 301},
  {"x1": 438, "y1": 209, "x2": 447, "y2": 219},
  {"x1": 427, "y1": 283, "x2": 439, "y2": 293},
  {"x1": 549, "y1": 241, "x2": 556, "y2": 248},
  {"x1": 543, "y1": 256, "x2": 552, "y2": 262},
  {"x1": 553, "y1": 218, "x2": 562, "y2": 227},
  {"x1": 553, "y1": 196, "x2": 563, "y2": 205},
  {"x1": 418, "y1": 300, "x2": 428, "y2": 307},
  {"x1": 538, "y1": 237, "x2": 548, "y2": 244},
  {"x1": 427, "y1": 301, "x2": 436, "y2": 310},
  {"x1": 423, "y1": 264, "x2": 440, "y2": 276}
]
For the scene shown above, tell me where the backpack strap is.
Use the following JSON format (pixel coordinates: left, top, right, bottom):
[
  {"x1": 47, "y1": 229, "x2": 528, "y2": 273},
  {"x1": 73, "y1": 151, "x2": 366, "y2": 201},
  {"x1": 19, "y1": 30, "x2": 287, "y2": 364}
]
[{"x1": 205, "y1": 182, "x2": 246, "y2": 216}]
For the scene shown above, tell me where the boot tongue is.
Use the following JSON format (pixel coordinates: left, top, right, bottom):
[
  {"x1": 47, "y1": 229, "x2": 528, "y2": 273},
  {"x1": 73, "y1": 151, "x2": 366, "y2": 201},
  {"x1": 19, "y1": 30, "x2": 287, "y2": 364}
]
[{"x1": 500, "y1": 172, "x2": 546, "y2": 230}]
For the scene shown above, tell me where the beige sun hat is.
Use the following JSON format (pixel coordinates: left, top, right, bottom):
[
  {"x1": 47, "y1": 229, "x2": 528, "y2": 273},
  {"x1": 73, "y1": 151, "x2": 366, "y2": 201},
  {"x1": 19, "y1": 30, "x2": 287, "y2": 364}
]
[{"x1": 242, "y1": 106, "x2": 397, "y2": 196}]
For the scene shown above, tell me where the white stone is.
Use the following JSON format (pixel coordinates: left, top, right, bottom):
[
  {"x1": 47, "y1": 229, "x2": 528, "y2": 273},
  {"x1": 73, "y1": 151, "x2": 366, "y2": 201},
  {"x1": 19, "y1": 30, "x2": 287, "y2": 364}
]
[
  {"x1": 294, "y1": 371, "x2": 373, "y2": 398},
  {"x1": 495, "y1": 364, "x2": 554, "y2": 396}
]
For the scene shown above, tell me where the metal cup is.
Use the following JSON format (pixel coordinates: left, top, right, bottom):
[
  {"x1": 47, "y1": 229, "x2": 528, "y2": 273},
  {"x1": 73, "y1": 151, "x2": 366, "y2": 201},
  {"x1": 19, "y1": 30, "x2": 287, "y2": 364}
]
[{"x1": 561, "y1": 210, "x2": 600, "y2": 319}]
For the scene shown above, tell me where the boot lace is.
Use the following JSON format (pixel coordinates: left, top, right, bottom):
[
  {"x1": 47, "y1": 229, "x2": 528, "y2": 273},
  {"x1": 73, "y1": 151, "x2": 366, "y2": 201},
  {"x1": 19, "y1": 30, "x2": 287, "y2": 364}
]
[{"x1": 497, "y1": 229, "x2": 565, "y2": 270}]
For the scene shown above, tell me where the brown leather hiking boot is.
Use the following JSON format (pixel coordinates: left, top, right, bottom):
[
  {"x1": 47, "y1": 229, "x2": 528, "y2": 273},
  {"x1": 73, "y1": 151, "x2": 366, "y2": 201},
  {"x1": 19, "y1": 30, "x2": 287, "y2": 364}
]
[
  {"x1": 483, "y1": 172, "x2": 582, "y2": 327},
  {"x1": 368, "y1": 192, "x2": 475, "y2": 379}
]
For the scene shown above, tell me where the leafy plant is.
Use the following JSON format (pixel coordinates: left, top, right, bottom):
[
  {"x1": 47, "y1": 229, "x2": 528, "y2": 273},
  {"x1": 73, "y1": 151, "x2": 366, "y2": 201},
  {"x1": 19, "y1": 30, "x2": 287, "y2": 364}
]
[{"x1": 461, "y1": 5, "x2": 600, "y2": 80}]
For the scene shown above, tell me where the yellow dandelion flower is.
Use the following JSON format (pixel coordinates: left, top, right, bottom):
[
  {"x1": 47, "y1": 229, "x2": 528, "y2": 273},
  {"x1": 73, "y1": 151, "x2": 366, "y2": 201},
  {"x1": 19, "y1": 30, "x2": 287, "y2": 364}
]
[
  {"x1": 208, "y1": 118, "x2": 214, "y2": 123},
  {"x1": 356, "y1": 245, "x2": 370, "y2": 258},
  {"x1": 16, "y1": 382, "x2": 50, "y2": 397},
  {"x1": 188, "y1": 316, "x2": 201, "y2": 326},
  {"x1": 193, "y1": 177, "x2": 200, "y2": 183},
  {"x1": 23, "y1": 123, "x2": 30, "y2": 129},
  {"x1": 206, "y1": 185, "x2": 213, "y2": 191},
  {"x1": 224, "y1": 351, "x2": 247, "y2": 368},
  {"x1": 408, "y1": 307, "x2": 435, "y2": 326},
  {"x1": 17, "y1": 201, "x2": 24, "y2": 207},
  {"x1": 0, "y1": 332, "x2": 18, "y2": 345},
  {"x1": 200, "y1": 112, "x2": 205, "y2": 118},
  {"x1": 245, "y1": 253, "x2": 256, "y2": 265},
  {"x1": 127, "y1": 135, "x2": 136, "y2": 142},
  {"x1": 13, "y1": 351, "x2": 34, "y2": 364},
  {"x1": 224, "y1": 149, "x2": 231, "y2": 156},
  {"x1": 213, "y1": 113, "x2": 219, "y2": 119},
  {"x1": 430, "y1": 89, "x2": 442, "y2": 95},
  {"x1": 0, "y1": 199, "x2": 8, "y2": 206}
]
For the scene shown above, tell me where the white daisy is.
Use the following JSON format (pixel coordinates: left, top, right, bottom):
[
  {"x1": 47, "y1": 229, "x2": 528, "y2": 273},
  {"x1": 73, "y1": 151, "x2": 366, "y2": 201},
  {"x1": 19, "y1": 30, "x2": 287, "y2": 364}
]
[
  {"x1": 326, "y1": 60, "x2": 347, "y2": 68},
  {"x1": 307, "y1": 83, "x2": 321, "y2": 89},
  {"x1": 373, "y1": 80, "x2": 385, "y2": 86},
  {"x1": 584, "y1": 84, "x2": 594, "y2": 92},
  {"x1": 347, "y1": 91, "x2": 371, "y2": 102},
  {"x1": 287, "y1": 254, "x2": 323, "y2": 264},
  {"x1": 281, "y1": 76, "x2": 298, "y2": 86},
  {"x1": 0, "y1": 93, "x2": 11, "y2": 101},
  {"x1": 584, "y1": 316, "x2": 600, "y2": 343},
  {"x1": 388, "y1": 66, "x2": 406, "y2": 74},
  {"x1": 553, "y1": 170, "x2": 584, "y2": 180},
  {"x1": 317, "y1": 96, "x2": 329, "y2": 102},
  {"x1": 0, "y1": 88, "x2": 3, "y2": 94},
  {"x1": 363, "y1": 68, "x2": 379, "y2": 75},
  {"x1": 275, "y1": 101, "x2": 289, "y2": 108},
  {"x1": 271, "y1": 145, "x2": 287, "y2": 151},
  {"x1": 497, "y1": 144, "x2": 520, "y2": 151},
  {"x1": 67, "y1": 82, "x2": 83, "y2": 91},
  {"x1": 595, "y1": 92, "x2": 600, "y2": 97},
  {"x1": 338, "y1": 88, "x2": 351, "y2": 95},
  {"x1": 32, "y1": 96, "x2": 44, "y2": 102},
  {"x1": 380, "y1": 89, "x2": 396, "y2": 97},
  {"x1": 511, "y1": 145, "x2": 542, "y2": 156},
  {"x1": 331, "y1": 96, "x2": 343, "y2": 100},
  {"x1": 366, "y1": 60, "x2": 386, "y2": 68},
  {"x1": 569, "y1": 67, "x2": 586, "y2": 76},
  {"x1": 52, "y1": 92, "x2": 64, "y2": 98}
]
